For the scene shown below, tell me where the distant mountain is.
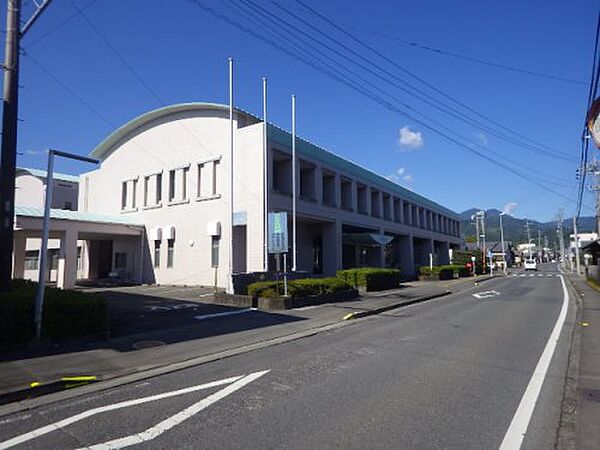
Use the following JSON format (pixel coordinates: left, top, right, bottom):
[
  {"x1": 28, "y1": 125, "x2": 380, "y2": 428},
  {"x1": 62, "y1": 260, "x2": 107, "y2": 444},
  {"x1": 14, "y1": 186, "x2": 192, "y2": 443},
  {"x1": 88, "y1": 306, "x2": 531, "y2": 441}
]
[{"x1": 459, "y1": 208, "x2": 597, "y2": 244}]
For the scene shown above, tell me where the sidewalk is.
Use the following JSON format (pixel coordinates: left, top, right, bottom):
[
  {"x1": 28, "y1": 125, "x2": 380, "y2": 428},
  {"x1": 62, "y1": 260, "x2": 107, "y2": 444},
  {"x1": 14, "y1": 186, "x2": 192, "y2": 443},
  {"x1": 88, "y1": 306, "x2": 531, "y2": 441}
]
[
  {"x1": 565, "y1": 275, "x2": 600, "y2": 450},
  {"x1": 0, "y1": 275, "x2": 493, "y2": 413}
]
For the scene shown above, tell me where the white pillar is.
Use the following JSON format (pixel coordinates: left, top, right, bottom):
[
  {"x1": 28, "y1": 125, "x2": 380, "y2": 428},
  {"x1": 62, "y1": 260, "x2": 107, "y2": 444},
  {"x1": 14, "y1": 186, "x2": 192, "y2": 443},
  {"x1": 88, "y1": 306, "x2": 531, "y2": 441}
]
[
  {"x1": 57, "y1": 229, "x2": 78, "y2": 289},
  {"x1": 323, "y1": 219, "x2": 342, "y2": 275}
]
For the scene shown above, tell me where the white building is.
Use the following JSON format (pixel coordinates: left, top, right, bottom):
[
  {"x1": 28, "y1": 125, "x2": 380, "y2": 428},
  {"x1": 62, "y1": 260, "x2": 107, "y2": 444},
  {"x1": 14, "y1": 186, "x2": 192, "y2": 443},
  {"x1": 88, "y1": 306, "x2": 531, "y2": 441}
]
[{"x1": 13, "y1": 102, "x2": 461, "y2": 291}]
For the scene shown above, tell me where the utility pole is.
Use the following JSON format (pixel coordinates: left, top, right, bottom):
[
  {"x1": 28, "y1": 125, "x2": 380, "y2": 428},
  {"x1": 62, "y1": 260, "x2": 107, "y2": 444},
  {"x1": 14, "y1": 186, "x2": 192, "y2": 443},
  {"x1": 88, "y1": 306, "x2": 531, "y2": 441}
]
[
  {"x1": 0, "y1": 0, "x2": 22, "y2": 290},
  {"x1": 471, "y1": 214, "x2": 480, "y2": 249},
  {"x1": 573, "y1": 216, "x2": 581, "y2": 275},
  {"x1": 0, "y1": 0, "x2": 53, "y2": 290},
  {"x1": 525, "y1": 220, "x2": 532, "y2": 258},
  {"x1": 537, "y1": 229, "x2": 542, "y2": 261},
  {"x1": 557, "y1": 210, "x2": 566, "y2": 271}
]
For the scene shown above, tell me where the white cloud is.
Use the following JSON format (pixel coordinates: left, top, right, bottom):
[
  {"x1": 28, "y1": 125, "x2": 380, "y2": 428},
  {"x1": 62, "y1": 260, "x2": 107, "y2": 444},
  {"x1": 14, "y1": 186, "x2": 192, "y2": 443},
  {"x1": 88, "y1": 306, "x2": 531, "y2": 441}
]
[
  {"x1": 475, "y1": 132, "x2": 488, "y2": 147},
  {"x1": 24, "y1": 149, "x2": 45, "y2": 156},
  {"x1": 396, "y1": 167, "x2": 405, "y2": 176},
  {"x1": 398, "y1": 126, "x2": 423, "y2": 150},
  {"x1": 502, "y1": 202, "x2": 517, "y2": 215},
  {"x1": 403, "y1": 174, "x2": 414, "y2": 183},
  {"x1": 386, "y1": 168, "x2": 414, "y2": 186}
]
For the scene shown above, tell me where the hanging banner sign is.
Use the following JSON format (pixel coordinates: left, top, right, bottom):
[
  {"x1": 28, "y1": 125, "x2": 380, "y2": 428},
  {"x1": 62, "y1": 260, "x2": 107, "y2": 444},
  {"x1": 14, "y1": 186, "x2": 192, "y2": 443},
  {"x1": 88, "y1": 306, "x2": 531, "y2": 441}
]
[{"x1": 268, "y1": 212, "x2": 288, "y2": 254}]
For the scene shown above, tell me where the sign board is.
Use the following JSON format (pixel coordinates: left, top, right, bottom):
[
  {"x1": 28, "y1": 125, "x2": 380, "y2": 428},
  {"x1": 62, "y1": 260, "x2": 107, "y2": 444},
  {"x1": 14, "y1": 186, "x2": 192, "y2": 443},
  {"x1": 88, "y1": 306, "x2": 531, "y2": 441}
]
[{"x1": 268, "y1": 212, "x2": 288, "y2": 254}]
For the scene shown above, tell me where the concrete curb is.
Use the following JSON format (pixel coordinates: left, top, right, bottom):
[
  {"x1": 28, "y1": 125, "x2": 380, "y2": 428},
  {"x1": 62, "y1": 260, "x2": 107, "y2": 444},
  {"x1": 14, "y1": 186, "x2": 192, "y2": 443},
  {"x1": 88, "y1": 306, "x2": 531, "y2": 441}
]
[
  {"x1": 343, "y1": 291, "x2": 452, "y2": 320},
  {"x1": 555, "y1": 275, "x2": 583, "y2": 450},
  {"x1": 0, "y1": 276, "x2": 496, "y2": 418}
]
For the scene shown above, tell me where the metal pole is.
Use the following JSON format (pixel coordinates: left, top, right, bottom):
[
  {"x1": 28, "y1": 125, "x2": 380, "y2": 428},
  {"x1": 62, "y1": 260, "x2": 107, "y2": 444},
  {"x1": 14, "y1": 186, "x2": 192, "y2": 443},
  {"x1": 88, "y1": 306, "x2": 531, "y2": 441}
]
[
  {"x1": 573, "y1": 216, "x2": 581, "y2": 275},
  {"x1": 0, "y1": 0, "x2": 21, "y2": 290},
  {"x1": 34, "y1": 150, "x2": 54, "y2": 339},
  {"x1": 500, "y1": 213, "x2": 506, "y2": 274},
  {"x1": 283, "y1": 252, "x2": 288, "y2": 297},
  {"x1": 228, "y1": 57, "x2": 234, "y2": 293},
  {"x1": 291, "y1": 94, "x2": 297, "y2": 272},
  {"x1": 262, "y1": 77, "x2": 268, "y2": 272}
]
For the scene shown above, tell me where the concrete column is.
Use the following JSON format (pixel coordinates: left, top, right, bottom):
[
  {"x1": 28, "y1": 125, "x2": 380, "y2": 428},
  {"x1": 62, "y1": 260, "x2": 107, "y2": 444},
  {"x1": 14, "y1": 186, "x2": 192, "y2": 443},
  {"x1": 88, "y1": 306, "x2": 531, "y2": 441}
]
[
  {"x1": 57, "y1": 229, "x2": 79, "y2": 289},
  {"x1": 12, "y1": 233, "x2": 26, "y2": 279},
  {"x1": 315, "y1": 165, "x2": 323, "y2": 204},
  {"x1": 398, "y1": 199, "x2": 404, "y2": 223},
  {"x1": 378, "y1": 227, "x2": 386, "y2": 268},
  {"x1": 366, "y1": 187, "x2": 372, "y2": 216},
  {"x1": 415, "y1": 206, "x2": 421, "y2": 228},
  {"x1": 334, "y1": 173, "x2": 341, "y2": 208},
  {"x1": 398, "y1": 234, "x2": 415, "y2": 278},
  {"x1": 323, "y1": 219, "x2": 342, "y2": 275},
  {"x1": 441, "y1": 241, "x2": 451, "y2": 264}
]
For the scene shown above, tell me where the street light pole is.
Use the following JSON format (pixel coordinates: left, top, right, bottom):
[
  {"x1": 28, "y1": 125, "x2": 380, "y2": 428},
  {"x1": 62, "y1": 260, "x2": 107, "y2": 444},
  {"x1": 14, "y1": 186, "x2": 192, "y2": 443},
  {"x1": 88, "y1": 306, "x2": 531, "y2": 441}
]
[{"x1": 34, "y1": 149, "x2": 98, "y2": 339}]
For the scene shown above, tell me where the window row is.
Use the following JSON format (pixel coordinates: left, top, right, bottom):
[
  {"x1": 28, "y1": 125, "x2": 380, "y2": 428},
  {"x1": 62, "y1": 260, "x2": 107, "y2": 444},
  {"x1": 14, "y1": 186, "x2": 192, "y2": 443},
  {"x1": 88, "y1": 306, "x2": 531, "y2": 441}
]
[
  {"x1": 272, "y1": 153, "x2": 459, "y2": 237},
  {"x1": 121, "y1": 157, "x2": 221, "y2": 211}
]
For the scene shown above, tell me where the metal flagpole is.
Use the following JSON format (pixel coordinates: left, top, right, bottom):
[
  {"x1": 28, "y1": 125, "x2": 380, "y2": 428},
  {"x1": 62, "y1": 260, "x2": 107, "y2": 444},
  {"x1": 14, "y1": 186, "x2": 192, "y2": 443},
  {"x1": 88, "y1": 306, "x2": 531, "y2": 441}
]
[
  {"x1": 262, "y1": 77, "x2": 268, "y2": 272},
  {"x1": 228, "y1": 57, "x2": 234, "y2": 293},
  {"x1": 291, "y1": 94, "x2": 297, "y2": 272}
]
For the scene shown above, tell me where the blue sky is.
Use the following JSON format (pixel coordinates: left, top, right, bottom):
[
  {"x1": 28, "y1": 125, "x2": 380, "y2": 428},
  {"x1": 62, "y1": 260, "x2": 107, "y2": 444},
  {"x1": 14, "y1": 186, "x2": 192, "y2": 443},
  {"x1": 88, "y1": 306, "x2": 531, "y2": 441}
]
[{"x1": 8, "y1": 0, "x2": 599, "y2": 222}]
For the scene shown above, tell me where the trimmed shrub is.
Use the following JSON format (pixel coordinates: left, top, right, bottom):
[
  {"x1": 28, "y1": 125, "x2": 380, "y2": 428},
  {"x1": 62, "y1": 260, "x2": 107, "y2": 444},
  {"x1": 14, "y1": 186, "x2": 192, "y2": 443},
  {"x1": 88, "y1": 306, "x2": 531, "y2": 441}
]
[
  {"x1": 247, "y1": 277, "x2": 353, "y2": 299},
  {"x1": 458, "y1": 266, "x2": 471, "y2": 277},
  {"x1": 0, "y1": 280, "x2": 107, "y2": 346},
  {"x1": 336, "y1": 268, "x2": 401, "y2": 291}
]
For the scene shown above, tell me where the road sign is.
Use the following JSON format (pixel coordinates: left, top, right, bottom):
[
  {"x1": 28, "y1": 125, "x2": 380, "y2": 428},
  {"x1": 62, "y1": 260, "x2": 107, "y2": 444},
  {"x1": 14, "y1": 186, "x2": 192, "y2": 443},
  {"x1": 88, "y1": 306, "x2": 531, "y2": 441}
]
[{"x1": 268, "y1": 212, "x2": 288, "y2": 254}]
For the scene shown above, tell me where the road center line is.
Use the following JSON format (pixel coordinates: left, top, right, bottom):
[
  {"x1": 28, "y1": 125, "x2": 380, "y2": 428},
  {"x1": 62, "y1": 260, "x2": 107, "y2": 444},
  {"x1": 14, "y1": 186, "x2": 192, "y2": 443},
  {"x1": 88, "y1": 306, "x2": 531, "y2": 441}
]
[{"x1": 498, "y1": 275, "x2": 569, "y2": 450}]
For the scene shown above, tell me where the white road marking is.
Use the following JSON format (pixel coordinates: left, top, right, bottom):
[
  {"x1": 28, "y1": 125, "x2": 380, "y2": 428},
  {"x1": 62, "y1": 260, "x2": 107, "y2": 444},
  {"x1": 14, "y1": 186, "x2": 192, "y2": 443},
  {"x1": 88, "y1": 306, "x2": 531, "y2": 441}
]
[
  {"x1": 528, "y1": 274, "x2": 534, "y2": 277},
  {"x1": 519, "y1": 274, "x2": 526, "y2": 277},
  {"x1": 79, "y1": 370, "x2": 269, "y2": 449},
  {"x1": 499, "y1": 275, "x2": 569, "y2": 450},
  {"x1": 193, "y1": 307, "x2": 257, "y2": 321},
  {"x1": 472, "y1": 290, "x2": 500, "y2": 299},
  {"x1": 0, "y1": 374, "x2": 250, "y2": 449}
]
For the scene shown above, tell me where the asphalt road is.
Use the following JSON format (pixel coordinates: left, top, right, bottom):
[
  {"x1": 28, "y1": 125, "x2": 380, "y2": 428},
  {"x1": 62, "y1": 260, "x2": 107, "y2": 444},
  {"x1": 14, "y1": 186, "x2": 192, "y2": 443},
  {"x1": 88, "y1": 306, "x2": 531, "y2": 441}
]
[{"x1": 0, "y1": 264, "x2": 574, "y2": 449}]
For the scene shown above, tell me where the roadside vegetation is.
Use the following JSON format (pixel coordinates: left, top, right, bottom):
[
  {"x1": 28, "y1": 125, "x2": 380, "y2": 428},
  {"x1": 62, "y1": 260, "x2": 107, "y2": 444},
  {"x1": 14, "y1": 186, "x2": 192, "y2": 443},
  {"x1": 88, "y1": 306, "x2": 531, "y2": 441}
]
[{"x1": 0, "y1": 279, "x2": 107, "y2": 346}]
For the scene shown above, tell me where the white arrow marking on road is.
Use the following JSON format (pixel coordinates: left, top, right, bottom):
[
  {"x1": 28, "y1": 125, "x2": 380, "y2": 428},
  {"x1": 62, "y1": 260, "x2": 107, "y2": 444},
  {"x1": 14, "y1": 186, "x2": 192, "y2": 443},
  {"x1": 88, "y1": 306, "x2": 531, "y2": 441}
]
[
  {"x1": 472, "y1": 290, "x2": 500, "y2": 299},
  {"x1": 499, "y1": 276, "x2": 569, "y2": 450},
  {"x1": 0, "y1": 371, "x2": 269, "y2": 450}
]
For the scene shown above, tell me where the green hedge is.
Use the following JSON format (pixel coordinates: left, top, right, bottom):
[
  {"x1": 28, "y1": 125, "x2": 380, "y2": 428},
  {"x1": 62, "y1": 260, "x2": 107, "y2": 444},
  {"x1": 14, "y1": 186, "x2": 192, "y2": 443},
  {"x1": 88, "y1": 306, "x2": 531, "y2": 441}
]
[
  {"x1": 420, "y1": 265, "x2": 467, "y2": 280},
  {"x1": 248, "y1": 277, "x2": 352, "y2": 299},
  {"x1": 0, "y1": 280, "x2": 107, "y2": 346},
  {"x1": 336, "y1": 268, "x2": 401, "y2": 291}
]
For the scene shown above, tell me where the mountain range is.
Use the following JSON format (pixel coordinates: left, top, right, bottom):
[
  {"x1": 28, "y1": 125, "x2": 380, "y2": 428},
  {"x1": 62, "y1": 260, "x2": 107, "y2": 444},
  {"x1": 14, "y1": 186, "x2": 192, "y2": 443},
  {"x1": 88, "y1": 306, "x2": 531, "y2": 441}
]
[{"x1": 459, "y1": 208, "x2": 597, "y2": 244}]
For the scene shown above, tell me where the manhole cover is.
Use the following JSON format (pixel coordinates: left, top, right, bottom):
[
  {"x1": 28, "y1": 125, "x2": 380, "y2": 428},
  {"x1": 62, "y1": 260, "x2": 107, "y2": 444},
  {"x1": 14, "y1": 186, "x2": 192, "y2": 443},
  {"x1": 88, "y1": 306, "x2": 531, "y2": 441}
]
[
  {"x1": 132, "y1": 340, "x2": 166, "y2": 350},
  {"x1": 583, "y1": 389, "x2": 600, "y2": 403}
]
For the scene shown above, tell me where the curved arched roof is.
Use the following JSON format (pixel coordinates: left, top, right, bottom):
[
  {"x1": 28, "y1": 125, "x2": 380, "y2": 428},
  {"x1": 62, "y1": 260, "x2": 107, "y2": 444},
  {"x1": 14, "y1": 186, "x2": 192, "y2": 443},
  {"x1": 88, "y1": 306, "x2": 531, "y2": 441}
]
[{"x1": 89, "y1": 102, "x2": 259, "y2": 161}]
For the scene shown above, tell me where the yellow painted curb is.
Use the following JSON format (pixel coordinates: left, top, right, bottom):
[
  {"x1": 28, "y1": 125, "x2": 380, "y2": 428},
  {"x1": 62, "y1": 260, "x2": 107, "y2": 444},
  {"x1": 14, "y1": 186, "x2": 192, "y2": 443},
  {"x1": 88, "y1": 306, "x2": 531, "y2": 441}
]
[
  {"x1": 581, "y1": 322, "x2": 590, "y2": 327},
  {"x1": 61, "y1": 376, "x2": 97, "y2": 382},
  {"x1": 29, "y1": 382, "x2": 40, "y2": 388},
  {"x1": 343, "y1": 312, "x2": 356, "y2": 321}
]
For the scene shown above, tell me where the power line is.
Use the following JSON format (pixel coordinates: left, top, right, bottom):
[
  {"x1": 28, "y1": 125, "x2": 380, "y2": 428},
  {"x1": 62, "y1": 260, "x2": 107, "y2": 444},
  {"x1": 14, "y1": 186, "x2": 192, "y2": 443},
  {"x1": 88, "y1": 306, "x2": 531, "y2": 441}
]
[
  {"x1": 228, "y1": 0, "x2": 573, "y2": 186},
  {"x1": 290, "y1": 0, "x2": 576, "y2": 162},
  {"x1": 190, "y1": 0, "x2": 574, "y2": 202},
  {"x1": 224, "y1": 0, "x2": 575, "y2": 187},
  {"x1": 350, "y1": 27, "x2": 587, "y2": 87}
]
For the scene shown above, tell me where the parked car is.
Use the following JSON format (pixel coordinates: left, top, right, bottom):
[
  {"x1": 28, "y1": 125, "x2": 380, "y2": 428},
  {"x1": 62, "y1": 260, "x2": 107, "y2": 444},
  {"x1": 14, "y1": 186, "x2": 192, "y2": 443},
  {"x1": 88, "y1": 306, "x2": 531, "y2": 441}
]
[{"x1": 524, "y1": 259, "x2": 538, "y2": 271}]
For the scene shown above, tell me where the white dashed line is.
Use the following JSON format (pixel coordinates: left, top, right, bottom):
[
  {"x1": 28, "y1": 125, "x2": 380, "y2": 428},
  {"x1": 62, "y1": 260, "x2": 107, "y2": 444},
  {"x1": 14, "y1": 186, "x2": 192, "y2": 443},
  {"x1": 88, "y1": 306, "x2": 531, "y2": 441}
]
[{"x1": 194, "y1": 308, "x2": 256, "y2": 321}]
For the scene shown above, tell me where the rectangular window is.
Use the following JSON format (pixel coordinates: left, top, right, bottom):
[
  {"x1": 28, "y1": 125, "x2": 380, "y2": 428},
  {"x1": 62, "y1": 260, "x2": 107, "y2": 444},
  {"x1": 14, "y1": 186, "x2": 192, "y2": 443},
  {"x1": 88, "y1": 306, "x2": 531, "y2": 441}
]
[
  {"x1": 115, "y1": 252, "x2": 127, "y2": 269},
  {"x1": 77, "y1": 246, "x2": 82, "y2": 271},
  {"x1": 24, "y1": 250, "x2": 39, "y2": 270},
  {"x1": 121, "y1": 178, "x2": 138, "y2": 210},
  {"x1": 182, "y1": 167, "x2": 189, "y2": 201},
  {"x1": 63, "y1": 201, "x2": 72, "y2": 210},
  {"x1": 167, "y1": 239, "x2": 175, "y2": 268},
  {"x1": 156, "y1": 173, "x2": 162, "y2": 203},
  {"x1": 212, "y1": 160, "x2": 219, "y2": 195},
  {"x1": 211, "y1": 237, "x2": 220, "y2": 268},
  {"x1": 121, "y1": 182, "x2": 127, "y2": 210},
  {"x1": 154, "y1": 241, "x2": 161, "y2": 268},
  {"x1": 169, "y1": 170, "x2": 176, "y2": 202},
  {"x1": 197, "y1": 159, "x2": 220, "y2": 199},
  {"x1": 143, "y1": 172, "x2": 163, "y2": 207}
]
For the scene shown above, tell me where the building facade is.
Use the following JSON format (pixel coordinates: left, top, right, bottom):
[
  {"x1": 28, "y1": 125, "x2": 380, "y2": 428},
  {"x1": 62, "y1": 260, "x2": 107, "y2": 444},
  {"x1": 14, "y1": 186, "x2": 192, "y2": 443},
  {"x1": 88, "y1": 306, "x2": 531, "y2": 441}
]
[{"x1": 76, "y1": 102, "x2": 461, "y2": 289}]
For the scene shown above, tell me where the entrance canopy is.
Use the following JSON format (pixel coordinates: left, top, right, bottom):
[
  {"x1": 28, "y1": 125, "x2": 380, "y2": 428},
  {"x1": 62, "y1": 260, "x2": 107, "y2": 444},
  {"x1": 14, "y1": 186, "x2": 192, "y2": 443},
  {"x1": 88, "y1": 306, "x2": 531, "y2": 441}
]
[{"x1": 343, "y1": 233, "x2": 393, "y2": 247}]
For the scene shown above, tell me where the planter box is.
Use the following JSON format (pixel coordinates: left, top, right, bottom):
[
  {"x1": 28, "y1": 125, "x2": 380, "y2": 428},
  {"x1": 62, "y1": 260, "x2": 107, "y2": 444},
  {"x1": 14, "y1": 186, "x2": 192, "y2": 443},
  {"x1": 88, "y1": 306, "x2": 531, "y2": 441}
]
[
  {"x1": 257, "y1": 289, "x2": 358, "y2": 310},
  {"x1": 213, "y1": 293, "x2": 255, "y2": 308}
]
